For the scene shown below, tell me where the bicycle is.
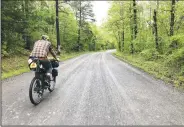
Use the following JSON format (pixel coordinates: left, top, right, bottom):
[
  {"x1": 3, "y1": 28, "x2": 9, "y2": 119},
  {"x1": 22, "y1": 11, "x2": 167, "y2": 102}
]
[{"x1": 28, "y1": 58, "x2": 59, "y2": 105}]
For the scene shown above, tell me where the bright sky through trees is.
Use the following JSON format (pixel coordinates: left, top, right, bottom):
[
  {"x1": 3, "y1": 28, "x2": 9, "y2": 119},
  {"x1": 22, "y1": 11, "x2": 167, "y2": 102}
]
[{"x1": 92, "y1": 1, "x2": 110, "y2": 26}]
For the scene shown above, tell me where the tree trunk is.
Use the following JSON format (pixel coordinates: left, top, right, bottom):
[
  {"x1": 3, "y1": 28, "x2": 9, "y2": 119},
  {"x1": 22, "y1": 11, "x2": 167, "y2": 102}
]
[
  {"x1": 56, "y1": 0, "x2": 61, "y2": 54},
  {"x1": 153, "y1": 9, "x2": 159, "y2": 50},
  {"x1": 25, "y1": 0, "x2": 30, "y2": 50},
  {"x1": 149, "y1": 0, "x2": 153, "y2": 35},
  {"x1": 62, "y1": 19, "x2": 66, "y2": 49},
  {"x1": 170, "y1": 0, "x2": 175, "y2": 36},
  {"x1": 94, "y1": 40, "x2": 96, "y2": 51},
  {"x1": 120, "y1": 2, "x2": 124, "y2": 52},
  {"x1": 118, "y1": 31, "x2": 121, "y2": 51},
  {"x1": 77, "y1": 0, "x2": 82, "y2": 51},
  {"x1": 130, "y1": 3, "x2": 134, "y2": 54},
  {"x1": 133, "y1": 0, "x2": 138, "y2": 39},
  {"x1": 130, "y1": 0, "x2": 137, "y2": 54},
  {"x1": 121, "y1": 31, "x2": 124, "y2": 51}
]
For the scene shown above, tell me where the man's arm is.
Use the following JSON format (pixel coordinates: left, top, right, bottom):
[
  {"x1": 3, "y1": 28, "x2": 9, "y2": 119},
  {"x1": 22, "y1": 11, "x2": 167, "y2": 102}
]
[{"x1": 49, "y1": 45, "x2": 58, "y2": 60}]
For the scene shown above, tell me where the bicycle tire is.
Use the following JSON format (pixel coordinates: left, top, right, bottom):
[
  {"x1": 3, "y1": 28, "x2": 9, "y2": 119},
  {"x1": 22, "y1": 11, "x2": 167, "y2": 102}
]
[{"x1": 29, "y1": 77, "x2": 43, "y2": 105}]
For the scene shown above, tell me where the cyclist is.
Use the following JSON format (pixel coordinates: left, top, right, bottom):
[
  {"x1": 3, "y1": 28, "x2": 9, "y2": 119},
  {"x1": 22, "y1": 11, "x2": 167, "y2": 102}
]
[{"x1": 28, "y1": 35, "x2": 59, "y2": 80}]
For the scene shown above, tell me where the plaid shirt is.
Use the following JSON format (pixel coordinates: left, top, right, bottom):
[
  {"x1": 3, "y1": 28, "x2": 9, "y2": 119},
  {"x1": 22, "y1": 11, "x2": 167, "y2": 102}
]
[{"x1": 30, "y1": 40, "x2": 56, "y2": 58}]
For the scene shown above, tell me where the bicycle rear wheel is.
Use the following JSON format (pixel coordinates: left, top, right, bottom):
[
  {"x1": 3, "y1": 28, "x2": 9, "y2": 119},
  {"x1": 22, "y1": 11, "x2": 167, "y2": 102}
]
[{"x1": 29, "y1": 77, "x2": 43, "y2": 105}]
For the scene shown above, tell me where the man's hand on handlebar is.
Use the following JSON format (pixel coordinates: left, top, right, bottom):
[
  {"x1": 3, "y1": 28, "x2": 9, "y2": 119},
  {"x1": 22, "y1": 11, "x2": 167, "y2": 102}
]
[{"x1": 56, "y1": 58, "x2": 60, "y2": 62}]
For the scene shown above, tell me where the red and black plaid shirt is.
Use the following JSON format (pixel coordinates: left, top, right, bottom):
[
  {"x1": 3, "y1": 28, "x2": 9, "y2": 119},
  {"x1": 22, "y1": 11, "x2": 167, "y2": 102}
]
[{"x1": 30, "y1": 40, "x2": 56, "y2": 58}]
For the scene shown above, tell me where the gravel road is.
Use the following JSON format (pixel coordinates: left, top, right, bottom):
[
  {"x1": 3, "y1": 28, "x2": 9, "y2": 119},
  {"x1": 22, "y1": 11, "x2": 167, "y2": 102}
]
[{"x1": 2, "y1": 50, "x2": 184, "y2": 125}]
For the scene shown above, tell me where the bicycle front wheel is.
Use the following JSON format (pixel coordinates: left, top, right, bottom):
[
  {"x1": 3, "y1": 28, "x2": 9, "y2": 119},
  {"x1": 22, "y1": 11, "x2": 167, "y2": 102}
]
[{"x1": 29, "y1": 77, "x2": 43, "y2": 105}]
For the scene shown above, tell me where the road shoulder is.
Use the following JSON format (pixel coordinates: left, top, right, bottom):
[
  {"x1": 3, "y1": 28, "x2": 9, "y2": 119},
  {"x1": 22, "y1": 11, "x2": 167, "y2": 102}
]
[{"x1": 112, "y1": 52, "x2": 184, "y2": 91}]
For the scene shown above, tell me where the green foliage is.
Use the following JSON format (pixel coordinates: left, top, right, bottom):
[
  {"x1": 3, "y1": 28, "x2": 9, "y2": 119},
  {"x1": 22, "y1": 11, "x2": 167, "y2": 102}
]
[
  {"x1": 103, "y1": 1, "x2": 184, "y2": 54},
  {"x1": 105, "y1": 1, "x2": 184, "y2": 89},
  {"x1": 2, "y1": 0, "x2": 184, "y2": 88},
  {"x1": 140, "y1": 48, "x2": 160, "y2": 61},
  {"x1": 169, "y1": 34, "x2": 184, "y2": 49},
  {"x1": 1, "y1": 0, "x2": 101, "y2": 57},
  {"x1": 180, "y1": 66, "x2": 184, "y2": 76},
  {"x1": 166, "y1": 48, "x2": 184, "y2": 69}
]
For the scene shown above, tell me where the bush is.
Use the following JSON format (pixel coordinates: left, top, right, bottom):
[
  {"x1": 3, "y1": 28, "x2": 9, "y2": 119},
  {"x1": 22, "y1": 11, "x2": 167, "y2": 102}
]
[
  {"x1": 140, "y1": 48, "x2": 160, "y2": 61},
  {"x1": 167, "y1": 47, "x2": 184, "y2": 64},
  {"x1": 180, "y1": 65, "x2": 184, "y2": 76},
  {"x1": 30, "y1": 31, "x2": 41, "y2": 42},
  {"x1": 169, "y1": 34, "x2": 184, "y2": 49},
  {"x1": 165, "y1": 47, "x2": 184, "y2": 75},
  {"x1": 134, "y1": 40, "x2": 146, "y2": 53}
]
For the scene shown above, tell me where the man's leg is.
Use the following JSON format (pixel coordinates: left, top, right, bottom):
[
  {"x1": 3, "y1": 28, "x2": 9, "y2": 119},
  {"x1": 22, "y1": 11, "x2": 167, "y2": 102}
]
[{"x1": 40, "y1": 60, "x2": 52, "y2": 80}]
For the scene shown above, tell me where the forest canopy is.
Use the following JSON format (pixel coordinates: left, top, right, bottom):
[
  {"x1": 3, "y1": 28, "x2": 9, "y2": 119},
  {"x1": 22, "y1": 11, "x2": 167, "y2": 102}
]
[
  {"x1": 103, "y1": 1, "x2": 184, "y2": 87},
  {"x1": 1, "y1": 0, "x2": 184, "y2": 86},
  {"x1": 2, "y1": 0, "x2": 184, "y2": 73},
  {"x1": 1, "y1": 0, "x2": 115, "y2": 57}
]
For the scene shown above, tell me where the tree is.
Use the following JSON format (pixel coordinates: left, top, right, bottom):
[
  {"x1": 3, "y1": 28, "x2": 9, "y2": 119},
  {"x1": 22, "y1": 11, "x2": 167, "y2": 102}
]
[
  {"x1": 70, "y1": 1, "x2": 95, "y2": 51},
  {"x1": 55, "y1": 0, "x2": 61, "y2": 54},
  {"x1": 153, "y1": 9, "x2": 159, "y2": 50},
  {"x1": 170, "y1": 0, "x2": 175, "y2": 36},
  {"x1": 133, "y1": 0, "x2": 138, "y2": 40}
]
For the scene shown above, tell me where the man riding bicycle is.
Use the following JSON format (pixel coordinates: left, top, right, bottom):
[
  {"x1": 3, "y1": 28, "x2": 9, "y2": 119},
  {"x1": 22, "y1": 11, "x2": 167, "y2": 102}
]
[{"x1": 28, "y1": 35, "x2": 59, "y2": 80}]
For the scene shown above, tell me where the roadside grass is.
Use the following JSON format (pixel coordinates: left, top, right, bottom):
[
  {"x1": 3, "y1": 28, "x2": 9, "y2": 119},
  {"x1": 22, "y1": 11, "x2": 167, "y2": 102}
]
[
  {"x1": 2, "y1": 55, "x2": 29, "y2": 80},
  {"x1": 2, "y1": 51, "x2": 89, "y2": 80},
  {"x1": 113, "y1": 51, "x2": 184, "y2": 90}
]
